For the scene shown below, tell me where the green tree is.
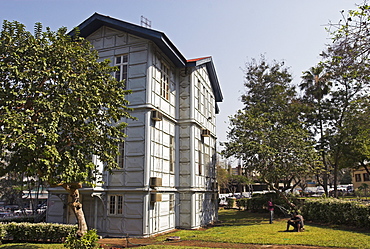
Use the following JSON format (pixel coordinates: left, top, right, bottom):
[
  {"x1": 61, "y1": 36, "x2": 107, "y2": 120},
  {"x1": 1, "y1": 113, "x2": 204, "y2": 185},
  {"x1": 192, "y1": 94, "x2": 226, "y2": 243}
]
[
  {"x1": 340, "y1": 97, "x2": 370, "y2": 176},
  {"x1": 0, "y1": 21, "x2": 133, "y2": 236},
  {"x1": 320, "y1": 2, "x2": 370, "y2": 196},
  {"x1": 222, "y1": 56, "x2": 318, "y2": 207}
]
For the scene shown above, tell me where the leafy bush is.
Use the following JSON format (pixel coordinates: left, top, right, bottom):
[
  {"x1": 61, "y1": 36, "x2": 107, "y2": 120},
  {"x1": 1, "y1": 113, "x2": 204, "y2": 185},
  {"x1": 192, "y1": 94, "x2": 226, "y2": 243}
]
[
  {"x1": 4, "y1": 222, "x2": 77, "y2": 243},
  {"x1": 302, "y1": 198, "x2": 370, "y2": 228},
  {"x1": 236, "y1": 198, "x2": 248, "y2": 209},
  {"x1": 227, "y1": 197, "x2": 236, "y2": 208},
  {"x1": 64, "y1": 229, "x2": 99, "y2": 249}
]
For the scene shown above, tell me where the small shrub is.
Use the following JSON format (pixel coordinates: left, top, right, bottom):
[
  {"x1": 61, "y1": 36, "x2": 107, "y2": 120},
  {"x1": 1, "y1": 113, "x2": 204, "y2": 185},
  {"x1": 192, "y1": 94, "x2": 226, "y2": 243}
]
[
  {"x1": 236, "y1": 198, "x2": 248, "y2": 209},
  {"x1": 64, "y1": 229, "x2": 99, "y2": 249},
  {"x1": 227, "y1": 197, "x2": 236, "y2": 208},
  {"x1": 4, "y1": 222, "x2": 77, "y2": 243}
]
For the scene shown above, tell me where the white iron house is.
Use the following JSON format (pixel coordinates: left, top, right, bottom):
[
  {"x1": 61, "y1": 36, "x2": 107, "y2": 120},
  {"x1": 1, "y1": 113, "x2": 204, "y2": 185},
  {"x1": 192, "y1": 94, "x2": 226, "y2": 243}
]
[{"x1": 46, "y1": 13, "x2": 223, "y2": 237}]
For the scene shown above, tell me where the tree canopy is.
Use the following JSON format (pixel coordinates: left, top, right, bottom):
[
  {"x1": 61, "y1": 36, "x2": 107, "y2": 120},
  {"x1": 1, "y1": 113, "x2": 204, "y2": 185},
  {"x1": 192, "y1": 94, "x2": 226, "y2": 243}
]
[
  {"x1": 222, "y1": 56, "x2": 318, "y2": 207},
  {"x1": 0, "y1": 21, "x2": 133, "y2": 236},
  {"x1": 306, "y1": 2, "x2": 370, "y2": 196}
]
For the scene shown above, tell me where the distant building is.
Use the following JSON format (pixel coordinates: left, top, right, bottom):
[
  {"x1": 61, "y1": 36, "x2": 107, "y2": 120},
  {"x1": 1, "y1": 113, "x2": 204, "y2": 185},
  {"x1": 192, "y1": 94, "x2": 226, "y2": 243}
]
[
  {"x1": 46, "y1": 13, "x2": 223, "y2": 237},
  {"x1": 352, "y1": 167, "x2": 370, "y2": 190}
]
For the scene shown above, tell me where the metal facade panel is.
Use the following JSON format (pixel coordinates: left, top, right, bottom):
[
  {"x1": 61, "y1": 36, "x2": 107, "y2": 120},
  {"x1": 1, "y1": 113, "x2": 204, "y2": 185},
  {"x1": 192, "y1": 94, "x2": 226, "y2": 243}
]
[
  {"x1": 124, "y1": 171, "x2": 144, "y2": 186},
  {"x1": 124, "y1": 202, "x2": 143, "y2": 218},
  {"x1": 123, "y1": 218, "x2": 143, "y2": 235},
  {"x1": 109, "y1": 172, "x2": 124, "y2": 186},
  {"x1": 125, "y1": 156, "x2": 144, "y2": 170},
  {"x1": 126, "y1": 140, "x2": 145, "y2": 155},
  {"x1": 129, "y1": 77, "x2": 146, "y2": 90},
  {"x1": 126, "y1": 91, "x2": 147, "y2": 105},
  {"x1": 127, "y1": 126, "x2": 145, "y2": 140},
  {"x1": 130, "y1": 50, "x2": 148, "y2": 65},
  {"x1": 103, "y1": 35, "x2": 115, "y2": 48},
  {"x1": 115, "y1": 33, "x2": 127, "y2": 46},
  {"x1": 46, "y1": 195, "x2": 65, "y2": 224},
  {"x1": 129, "y1": 63, "x2": 146, "y2": 78}
]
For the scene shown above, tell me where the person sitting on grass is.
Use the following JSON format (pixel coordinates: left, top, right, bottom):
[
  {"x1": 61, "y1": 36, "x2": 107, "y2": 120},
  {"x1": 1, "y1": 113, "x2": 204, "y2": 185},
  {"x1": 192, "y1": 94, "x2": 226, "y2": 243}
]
[{"x1": 286, "y1": 212, "x2": 304, "y2": 232}]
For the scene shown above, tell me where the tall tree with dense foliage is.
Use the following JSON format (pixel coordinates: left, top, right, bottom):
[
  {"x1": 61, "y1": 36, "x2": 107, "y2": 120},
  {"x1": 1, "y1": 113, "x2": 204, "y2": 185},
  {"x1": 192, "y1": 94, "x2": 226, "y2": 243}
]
[
  {"x1": 0, "y1": 21, "x2": 133, "y2": 236},
  {"x1": 222, "y1": 56, "x2": 318, "y2": 207},
  {"x1": 340, "y1": 97, "x2": 370, "y2": 175},
  {"x1": 319, "y1": 2, "x2": 370, "y2": 196}
]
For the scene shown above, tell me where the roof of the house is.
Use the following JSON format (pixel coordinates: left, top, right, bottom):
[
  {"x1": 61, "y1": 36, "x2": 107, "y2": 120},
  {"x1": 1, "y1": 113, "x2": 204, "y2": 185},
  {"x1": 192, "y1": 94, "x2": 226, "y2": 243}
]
[{"x1": 72, "y1": 13, "x2": 223, "y2": 103}]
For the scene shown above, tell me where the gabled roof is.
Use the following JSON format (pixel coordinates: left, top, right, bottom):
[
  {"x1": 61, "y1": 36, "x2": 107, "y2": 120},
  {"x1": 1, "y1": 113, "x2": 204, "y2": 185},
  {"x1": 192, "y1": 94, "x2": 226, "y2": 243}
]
[
  {"x1": 187, "y1": 57, "x2": 223, "y2": 103},
  {"x1": 72, "y1": 13, "x2": 223, "y2": 103}
]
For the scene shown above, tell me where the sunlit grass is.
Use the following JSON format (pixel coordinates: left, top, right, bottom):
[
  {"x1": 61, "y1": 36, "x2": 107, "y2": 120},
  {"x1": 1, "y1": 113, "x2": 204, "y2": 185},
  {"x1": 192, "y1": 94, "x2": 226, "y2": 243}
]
[{"x1": 154, "y1": 209, "x2": 370, "y2": 248}]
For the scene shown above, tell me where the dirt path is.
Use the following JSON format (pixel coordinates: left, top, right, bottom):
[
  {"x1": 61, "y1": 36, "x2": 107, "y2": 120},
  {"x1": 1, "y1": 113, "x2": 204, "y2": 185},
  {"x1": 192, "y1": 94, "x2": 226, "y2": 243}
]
[{"x1": 98, "y1": 238, "x2": 350, "y2": 249}]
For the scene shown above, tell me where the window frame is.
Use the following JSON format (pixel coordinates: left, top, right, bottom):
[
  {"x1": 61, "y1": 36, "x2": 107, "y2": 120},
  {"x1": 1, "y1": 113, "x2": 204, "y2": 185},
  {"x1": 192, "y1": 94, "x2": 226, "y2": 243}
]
[
  {"x1": 169, "y1": 194, "x2": 175, "y2": 213},
  {"x1": 169, "y1": 135, "x2": 175, "y2": 173},
  {"x1": 117, "y1": 142, "x2": 125, "y2": 169},
  {"x1": 115, "y1": 54, "x2": 128, "y2": 89},
  {"x1": 363, "y1": 173, "x2": 369, "y2": 181},
  {"x1": 198, "y1": 140, "x2": 203, "y2": 175},
  {"x1": 160, "y1": 62, "x2": 170, "y2": 100},
  {"x1": 355, "y1": 174, "x2": 362, "y2": 182},
  {"x1": 108, "y1": 195, "x2": 123, "y2": 215}
]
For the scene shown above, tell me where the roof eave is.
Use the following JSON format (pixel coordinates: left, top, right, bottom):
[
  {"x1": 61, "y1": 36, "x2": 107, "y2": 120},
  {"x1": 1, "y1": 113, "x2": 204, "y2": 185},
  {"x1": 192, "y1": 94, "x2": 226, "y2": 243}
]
[{"x1": 71, "y1": 13, "x2": 187, "y2": 68}]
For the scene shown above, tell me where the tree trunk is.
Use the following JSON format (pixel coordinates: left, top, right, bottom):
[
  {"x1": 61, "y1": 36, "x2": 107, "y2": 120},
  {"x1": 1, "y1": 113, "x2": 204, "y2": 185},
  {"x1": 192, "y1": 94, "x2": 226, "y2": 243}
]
[{"x1": 63, "y1": 183, "x2": 88, "y2": 237}]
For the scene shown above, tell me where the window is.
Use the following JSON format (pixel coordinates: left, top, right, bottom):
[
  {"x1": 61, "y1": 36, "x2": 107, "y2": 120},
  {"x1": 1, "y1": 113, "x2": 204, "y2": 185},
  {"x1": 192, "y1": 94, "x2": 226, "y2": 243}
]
[
  {"x1": 160, "y1": 63, "x2": 170, "y2": 100},
  {"x1": 169, "y1": 135, "x2": 175, "y2": 172},
  {"x1": 355, "y1": 174, "x2": 362, "y2": 182},
  {"x1": 363, "y1": 173, "x2": 370, "y2": 181},
  {"x1": 109, "y1": 195, "x2": 123, "y2": 215},
  {"x1": 117, "y1": 142, "x2": 125, "y2": 168},
  {"x1": 198, "y1": 140, "x2": 203, "y2": 175},
  {"x1": 169, "y1": 194, "x2": 175, "y2": 213},
  {"x1": 115, "y1": 55, "x2": 128, "y2": 88},
  {"x1": 197, "y1": 80, "x2": 201, "y2": 110},
  {"x1": 198, "y1": 193, "x2": 203, "y2": 211}
]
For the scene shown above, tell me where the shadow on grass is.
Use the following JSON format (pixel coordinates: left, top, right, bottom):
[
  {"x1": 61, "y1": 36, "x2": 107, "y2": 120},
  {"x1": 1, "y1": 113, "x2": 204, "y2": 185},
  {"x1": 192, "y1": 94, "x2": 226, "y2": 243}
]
[
  {"x1": 218, "y1": 209, "x2": 370, "y2": 238},
  {"x1": 303, "y1": 221, "x2": 370, "y2": 236},
  {"x1": 218, "y1": 209, "x2": 282, "y2": 226},
  {"x1": 0, "y1": 245, "x2": 40, "y2": 249}
]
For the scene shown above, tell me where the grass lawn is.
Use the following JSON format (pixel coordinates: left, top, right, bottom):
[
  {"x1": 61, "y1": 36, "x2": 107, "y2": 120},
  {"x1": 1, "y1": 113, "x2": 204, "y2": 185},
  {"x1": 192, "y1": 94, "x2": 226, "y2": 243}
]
[
  {"x1": 1, "y1": 209, "x2": 369, "y2": 248},
  {"x1": 151, "y1": 209, "x2": 370, "y2": 249}
]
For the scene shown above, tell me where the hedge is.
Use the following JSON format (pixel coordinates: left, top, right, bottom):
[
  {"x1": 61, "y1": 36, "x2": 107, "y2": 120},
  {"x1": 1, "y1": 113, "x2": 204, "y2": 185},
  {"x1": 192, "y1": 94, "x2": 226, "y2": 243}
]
[
  {"x1": 1, "y1": 222, "x2": 77, "y2": 243},
  {"x1": 302, "y1": 198, "x2": 370, "y2": 229}
]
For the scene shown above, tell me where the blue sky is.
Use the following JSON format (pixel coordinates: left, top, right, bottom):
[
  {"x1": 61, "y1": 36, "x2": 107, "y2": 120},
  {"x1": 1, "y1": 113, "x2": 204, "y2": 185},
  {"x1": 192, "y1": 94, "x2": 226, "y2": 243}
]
[{"x1": 0, "y1": 0, "x2": 360, "y2": 147}]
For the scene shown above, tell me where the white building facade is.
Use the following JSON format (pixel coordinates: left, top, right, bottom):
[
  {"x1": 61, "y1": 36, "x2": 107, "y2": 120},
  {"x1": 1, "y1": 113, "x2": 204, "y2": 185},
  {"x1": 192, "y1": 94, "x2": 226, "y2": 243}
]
[{"x1": 46, "y1": 13, "x2": 223, "y2": 237}]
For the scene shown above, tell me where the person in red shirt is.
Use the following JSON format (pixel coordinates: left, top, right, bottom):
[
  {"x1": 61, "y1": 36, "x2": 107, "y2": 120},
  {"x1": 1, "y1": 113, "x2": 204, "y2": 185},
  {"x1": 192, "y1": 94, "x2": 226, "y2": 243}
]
[{"x1": 267, "y1": 199, "x2": 274, "y2": 224}]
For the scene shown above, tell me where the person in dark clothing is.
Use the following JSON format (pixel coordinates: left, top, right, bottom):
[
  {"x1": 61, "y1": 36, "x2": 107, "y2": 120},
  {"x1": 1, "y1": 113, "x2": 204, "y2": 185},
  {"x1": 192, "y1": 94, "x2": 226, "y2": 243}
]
[
  {"x1": 286, "y1": 212, "x2": 304, "y2": 232},
  {"x1": 267, "y1": 199, "x2": 274, "y2": 224}
]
